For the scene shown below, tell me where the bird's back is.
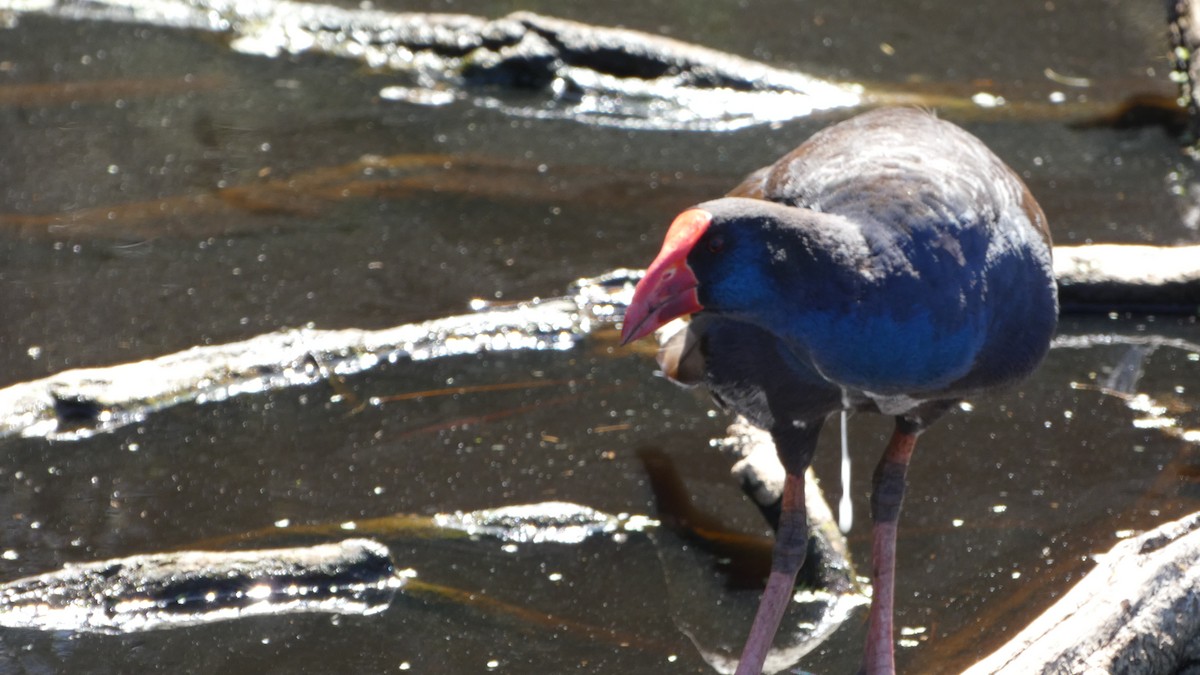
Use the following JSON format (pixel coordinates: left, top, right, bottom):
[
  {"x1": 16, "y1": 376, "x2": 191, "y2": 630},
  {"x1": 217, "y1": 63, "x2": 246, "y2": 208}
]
[
  {"x1": 731, "y1": 108, "x2": 1050, "y2": 248},
  {"x1": 728, "y1": 108, "x2": 1057, "y2": 402}
]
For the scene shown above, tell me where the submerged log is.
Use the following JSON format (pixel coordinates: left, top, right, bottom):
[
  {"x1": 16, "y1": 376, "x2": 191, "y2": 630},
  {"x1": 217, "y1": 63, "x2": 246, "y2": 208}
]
[
  {"x1": 964, "y1": 512, "x2": 1200, "y2": 674},
  {"x1": 0, "y1": 503, "x2": 664, "y2": 635},
  {"x1": 714, "y1": 420, "x2": 859, "y2": 599},
  {"x1": 0, "y1": 539, "x2": 399, "y2": 633},
  {"x1": 640, "y1": 420, "x2": 866, "y2": 675}
]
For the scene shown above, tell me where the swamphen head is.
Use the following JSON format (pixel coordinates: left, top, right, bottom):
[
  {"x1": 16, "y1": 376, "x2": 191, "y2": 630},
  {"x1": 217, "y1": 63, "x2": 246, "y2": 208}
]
[{"x1": 621, "y1": 197, "x2": 839, "y2": 346}]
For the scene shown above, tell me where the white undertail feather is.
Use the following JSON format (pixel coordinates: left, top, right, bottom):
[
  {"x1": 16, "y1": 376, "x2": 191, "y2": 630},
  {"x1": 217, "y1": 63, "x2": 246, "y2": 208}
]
[{"x1": 838, "y1": 408, "x2": 853, "y2": 533}]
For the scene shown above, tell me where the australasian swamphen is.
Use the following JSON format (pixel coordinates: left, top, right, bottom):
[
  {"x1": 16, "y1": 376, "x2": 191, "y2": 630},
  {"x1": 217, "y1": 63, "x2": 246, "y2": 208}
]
[{"x1": 621, "y1": 108, "x2": 1058, "y2": 674}]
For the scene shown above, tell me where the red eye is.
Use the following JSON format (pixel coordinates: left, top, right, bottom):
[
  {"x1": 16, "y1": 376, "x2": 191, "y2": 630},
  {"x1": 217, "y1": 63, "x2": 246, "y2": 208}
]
[{"x1": 707, "y1": 235, "x2": 725, "y2": 253}]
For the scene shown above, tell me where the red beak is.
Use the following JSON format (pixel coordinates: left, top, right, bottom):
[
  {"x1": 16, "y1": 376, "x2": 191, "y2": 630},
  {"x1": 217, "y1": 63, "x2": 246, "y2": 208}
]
[{"x1": 620, "y1": 209, "x2": 711, "y2": 345}]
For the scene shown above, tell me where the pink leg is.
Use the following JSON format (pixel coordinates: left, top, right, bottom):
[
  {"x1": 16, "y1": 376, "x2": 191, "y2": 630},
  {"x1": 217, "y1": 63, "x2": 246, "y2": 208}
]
[
  {"x1": 861, "y1": 427, "x2": 918, "y2": 675},
  {"x1": 735, "y1": 471, "x2": 808, "y2": 675}
]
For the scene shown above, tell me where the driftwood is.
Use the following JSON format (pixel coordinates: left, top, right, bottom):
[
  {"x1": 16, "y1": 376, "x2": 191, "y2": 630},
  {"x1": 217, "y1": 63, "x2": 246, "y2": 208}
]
[
  {"x1": 6, "y1": 0, "x2": 1160, "y2": 131},
  {"x1": 0, "y1": 539, "x2": 398, "y2": 633},
  {"x1": 964, "y1": 512, "x2": 1200, "y2": 674},
  {"x1": 649, "y1": 419, "x2": 865, "y2": 675},
  {"x1": 1054, "y1": 244, "x2": 1200, "y2": 313},
  {"x1": 0, "y1": 503, "x2": 659, "y2": 634},
  {"x1": 5, "y1": 0, "x2": 863, "y2": 131},
  {"x1": 9, "y1": 0, "x2": 853, "y2": 95},
  {"x1": 0, "y1": 269, "x2": 633, "y2": 440},
  {"x1": 714, "y1": 419, "x2": 856, "y2": 576}
]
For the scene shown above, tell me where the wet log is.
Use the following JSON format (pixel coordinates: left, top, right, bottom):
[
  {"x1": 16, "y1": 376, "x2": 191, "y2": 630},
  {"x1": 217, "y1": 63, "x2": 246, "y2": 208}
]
[
  {"x1": 460, "y1": 11, "x2": 855, "y2": 96},
  {"x1": 0, "y1": 503, "x2": 661, "y2": 636},
  {"x1": 1053, "y1": 243, "x2": 1200, "y2": 313},
  {"x1": 6, "y1": 0, "x2": 1172, "y2": 130},
  {"x1": 0, "y1": 539, "x2": 399, "y2": 633},
  {"x1": 0, "y1": 270, "x2": 635, "y2": 441},
  {"x1": 18, "y1": 0, "x2": 836, "y2": 93},
  {"x1": 201, "y1": 501, "x2": 662, "y2": 549},
  {"x1": 9, "y1": 0, "x2": 863, "y2": 131},
  {"x1": 713, "y1": 419, "x2": 858, "y2": 598},
  {"x1": 964, "y1": 511, "x2": 1200, "y2": 674},
  {"x1": 645, "y1": 420, "x2": 865, "y2": 675}
]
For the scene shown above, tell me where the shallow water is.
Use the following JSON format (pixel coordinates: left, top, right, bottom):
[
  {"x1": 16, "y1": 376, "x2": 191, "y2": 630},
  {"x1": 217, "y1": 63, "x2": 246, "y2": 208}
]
[{"x1": 0, "y1": 1, "x2": 1198, "y2": 673}]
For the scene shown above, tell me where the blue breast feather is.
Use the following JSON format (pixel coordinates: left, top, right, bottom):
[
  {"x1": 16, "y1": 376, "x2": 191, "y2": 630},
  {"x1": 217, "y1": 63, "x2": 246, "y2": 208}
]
[
  {"x1": 801, "y1": 307, "x2": 985, "y2": 393},
  {"x1": 755, "y1": 218, "x2": 1023, "y2": 395}
]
